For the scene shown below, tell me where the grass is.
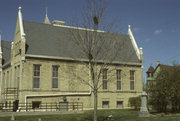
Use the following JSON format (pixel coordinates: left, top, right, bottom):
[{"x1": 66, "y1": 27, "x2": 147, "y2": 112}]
[{"x1": 1, "y1": 109, "x2": 180, "y2": 121}]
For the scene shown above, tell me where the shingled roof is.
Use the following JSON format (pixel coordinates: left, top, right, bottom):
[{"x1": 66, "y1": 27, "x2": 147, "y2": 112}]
[
  {"x1": 146, "y1": 66, "x2": 155, "y2": 73},
  {"x1": 23, "y1": 20, "x2": 141, "y2": 64}
]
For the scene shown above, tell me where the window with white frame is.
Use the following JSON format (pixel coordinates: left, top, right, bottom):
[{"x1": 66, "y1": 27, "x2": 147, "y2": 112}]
[
  {"x1": 130, "y1": 70, "x2": 135, "y2": 90},
  {"x1": 102, "y1": 69, "x2": 108, "y2": 90},
  {"x1": 116, "y1": 70, "x2": 121, "y2": 90},
  {"x1": 33, "y1": 64, "x2": 41, "y2": 88},
  {"x1": 52, "y1": 65, "x2": 59, "y2": 88}
]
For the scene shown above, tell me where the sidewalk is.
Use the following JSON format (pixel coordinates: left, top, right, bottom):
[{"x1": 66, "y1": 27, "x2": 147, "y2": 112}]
[{"x1": 0, "y1": 110, "x2": 83, "y2": 117}]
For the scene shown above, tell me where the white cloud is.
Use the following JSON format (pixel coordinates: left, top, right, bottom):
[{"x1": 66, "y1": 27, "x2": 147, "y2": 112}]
[{"x1": 154, "y1": 29, "x2": 162, "y2": 35}]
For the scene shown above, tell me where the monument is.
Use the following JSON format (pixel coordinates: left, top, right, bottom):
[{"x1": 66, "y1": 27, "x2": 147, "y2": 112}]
[{"x1": 139, "y1": 91, "x2": 149, "y2": 117}]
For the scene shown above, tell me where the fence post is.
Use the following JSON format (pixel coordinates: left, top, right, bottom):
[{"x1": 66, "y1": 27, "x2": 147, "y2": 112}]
[
  {"x1": 51, "y1": 103, "x2": 52, "y2": 112},
  {"x1": 11, "y1": 113, "x2": 15, "y2": 120},
  {"x1": 26, "y1": 102, "x2": 27, "y2": 112},
  {"x1": 56, "y1": 102, "x2": 57, "y2": 111}
]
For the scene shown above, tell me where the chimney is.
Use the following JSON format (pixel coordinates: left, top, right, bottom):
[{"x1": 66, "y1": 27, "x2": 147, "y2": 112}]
[{"x1": 52, "y1": 20, "x2": 65, "y2": 26}]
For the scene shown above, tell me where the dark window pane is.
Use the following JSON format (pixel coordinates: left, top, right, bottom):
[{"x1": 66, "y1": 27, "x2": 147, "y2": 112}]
[
  {"x1": 52, "y1": 78, "x2": 58, "y2": 88},
  {"x1": 130, "y1": 70, "x2": 134, "y2": 80},
  {"x1": 116, "y1": 70, "x2": 121, "y2": 80},
  {"x1": 52, "y1": 66, "x2": 59, "y2": 88},
  {"x1": 103, "y1": 80, "x2": 107, "y2": 89},
  {"x1": 102, "y1": 69, "x2": 107, "y2": 79},
  {"x1": 117, "y1": 81, "x2": 121, "y2": 90},
  {"x1": 130, "y1": 81, "x2": 134, "y2": 90},
  {"x1": 102, "y1": 101, "x2": 109, "y2": 108},
  {"x1": 130, "y1": 70, "x2": 135, "y2": 90},
  {"x1": 32, "y1": 101, "x2": 41, "y2": 109},
  {"x1": 33, "y1": 65, "x2": 40, "y2": 76},
  {"x1": 117, "y1": 101, "x2": 123, "y2": 109},
  {"x1": 33, "y1": 77, "x2": 40, "y2": 88}
]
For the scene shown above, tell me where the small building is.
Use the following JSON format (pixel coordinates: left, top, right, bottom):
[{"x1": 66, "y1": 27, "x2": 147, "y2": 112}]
[
  {"x1": 146, "y1": 62, "x2": 175, "y2": 83},
  {"x1": 0, "y1": 7, "x2": 143, "y2": 111}
]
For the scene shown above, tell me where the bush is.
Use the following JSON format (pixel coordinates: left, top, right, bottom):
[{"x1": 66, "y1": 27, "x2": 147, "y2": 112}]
[{"x1": 129, "y1": 96, "x2": 141, "y2": 110}]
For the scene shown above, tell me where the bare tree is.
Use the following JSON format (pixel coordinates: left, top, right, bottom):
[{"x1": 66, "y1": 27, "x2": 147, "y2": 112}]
[{"x1": 69, "y1": 0, "x2": 132, "y2": 121}]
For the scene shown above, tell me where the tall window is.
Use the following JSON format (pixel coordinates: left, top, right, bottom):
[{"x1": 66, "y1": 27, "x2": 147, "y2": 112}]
[
  {"x1": 33, "y1": 65, "x2": 41, "y2": 88},
  {"x1": 130, "y1": 70, "x2": 135, "y2": 90},
  {"x1": 102, "y1": 69, "x2": 108, "y2": 90},
  {"x1": 14, "y1": 67, "x2": 17, "y2": 87},
  {"x1": 17, "y1": 65, "x2": 20, "y2": 88},
  {"x1": 3, "y1": 73, "x2": 5, "y2": 89},
  {"x1": 6, "y1": 71, "x2": 9, "y2": 88},
  {"x1": 52, "y1": 66, "x2": 59, "y2": 88},
  {"x1": 116, "y1": 70, "x2": 121, "y2": 90}
]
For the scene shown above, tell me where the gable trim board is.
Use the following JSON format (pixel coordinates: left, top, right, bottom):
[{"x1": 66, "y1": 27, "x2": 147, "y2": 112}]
[{"x1": 18, "y1": 7, "x2": 26, "y2": 40}]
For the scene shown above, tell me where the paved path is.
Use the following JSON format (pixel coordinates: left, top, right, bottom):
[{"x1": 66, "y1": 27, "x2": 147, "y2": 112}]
[{"x1": 0, "y1": 110, "x2": 83, "y2": 117}]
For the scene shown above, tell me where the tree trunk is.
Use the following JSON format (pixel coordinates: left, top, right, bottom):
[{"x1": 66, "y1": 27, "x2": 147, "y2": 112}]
[{"x1": 93, "y1": 90, "x2": 98, "y2": 121}]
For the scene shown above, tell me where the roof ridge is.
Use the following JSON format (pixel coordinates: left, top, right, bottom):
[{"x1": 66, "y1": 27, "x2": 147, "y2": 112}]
[{"x1": 23, "y1": 20, "x2": 128, "y2": 36}]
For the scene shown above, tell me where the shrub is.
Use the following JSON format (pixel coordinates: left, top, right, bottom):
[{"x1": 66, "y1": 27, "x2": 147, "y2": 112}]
[{"x1": 129, "y1": 96, "x2": 141, "y2": 110}]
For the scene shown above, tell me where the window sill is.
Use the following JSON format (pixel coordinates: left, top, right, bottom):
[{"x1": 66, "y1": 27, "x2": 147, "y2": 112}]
[
  {"x1": 129, "y1": 90, "x2": 137, "y2": 93},
  {"x1": 32, "y1": 88, "x2": 41, "y2": 91},
  {"x1": 51, "y1": 88, "x2": 60, "y2": 91}
]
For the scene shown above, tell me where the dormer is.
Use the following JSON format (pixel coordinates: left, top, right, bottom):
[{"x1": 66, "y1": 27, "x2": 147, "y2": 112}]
[{"x1": 146, "y1": 66, "x2": 155, "y2": 78}]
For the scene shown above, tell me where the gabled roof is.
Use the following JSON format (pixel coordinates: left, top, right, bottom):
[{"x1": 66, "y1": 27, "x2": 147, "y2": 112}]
[
  {"x1": 23, "y1": 20, "x2": 141, "y2": 64},
  {"x1": 153, "y1": 64, "x2": 180, "y2": 74},
  {"x1": 2, "y1": 40, "x2": 11, "y2": 65},
  {"x1": 146, "y1": 66, "x2": 155, "y2": 73}
]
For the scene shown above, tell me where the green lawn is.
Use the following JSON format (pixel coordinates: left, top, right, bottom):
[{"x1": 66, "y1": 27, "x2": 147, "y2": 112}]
[{"x1": 1, "y1": 109, "x2": 180, "y2": 121}]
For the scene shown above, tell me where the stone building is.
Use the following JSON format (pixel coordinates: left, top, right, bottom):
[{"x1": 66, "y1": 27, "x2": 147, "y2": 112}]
[{"x1": 0, "y1": 7, "x2": 143, "y2": 110}]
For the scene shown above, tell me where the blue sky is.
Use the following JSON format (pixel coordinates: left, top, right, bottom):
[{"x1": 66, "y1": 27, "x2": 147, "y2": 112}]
[{"x1": 0, "y1": 0, "x2": 180, "y2": 81}]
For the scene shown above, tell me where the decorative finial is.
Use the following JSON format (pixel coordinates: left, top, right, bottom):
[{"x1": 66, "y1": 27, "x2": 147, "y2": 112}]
[
  {"x1": 44, "y1": 7, "x2": 51, "y2": 24},
  {"x1": 128, "y1": 25, "x2": 131, "y2": 29},
  {"x1": 46, "y1": 7, "x2": 48, "y2": 17},
  {"x1": 18, "y1": 7, "x2": 22, "y2": 10}
]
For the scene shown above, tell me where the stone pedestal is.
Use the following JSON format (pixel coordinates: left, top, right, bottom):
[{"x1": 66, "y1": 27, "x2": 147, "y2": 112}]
[
  {"x1": 11, "y1": 113, "x2": 15, "y2": 120},
  {"x1": 139, "y1": 91, "x2": 149, "y2": 117}
]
